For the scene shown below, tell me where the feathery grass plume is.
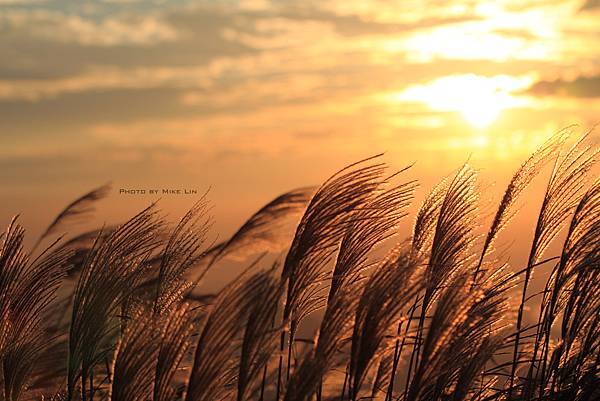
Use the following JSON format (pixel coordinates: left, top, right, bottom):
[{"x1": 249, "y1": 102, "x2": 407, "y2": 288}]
[
  {"x1": 473, "y1": 129, "x2": 569, "y2": 283},
  {"x1": 384, "y1": 176, "x2": 451, "y2": 401},
  {"x1": 321, "y1": 173, "x2": 417, "y2": 401},
  {"x1": 0, "y1": 218, "x2": 70, "y2": 401},
  {"x1": 533, "y1": 179, "x2": 600, "y2": 397},
  {"x1": 405, "y1": 165, "x2": 478, "y2": 394},
  {"x1": 347, "y1": 247, "x2": 422, "y2": 401},
  {"x1": 110, "y1": 308, "x2": 160, "y2": 401},
  {"x1": 0, "y1": 224, "x2": 20, "y2": 390},
  {"x1": 153, "y1": 303, "x2": 194, "y2": 401},
  {"x1": 277, "y1": 155, "x2": 388, "y2": 397},
  {"x1": 55, "y1": 227, "x2": 117, "y2": 277},
  {"x1": 508, "y1": 134, "x2": 598, "y2": 395},
  {"x1": 425, "y1": 164, "x2": 478, "y2": 303},
  {"x1": 185, "y1": 266, "x2": 273, "y2": 401},
  {"x1": 328, "y1": 175, "x2": 417, "y2": 304},
  {"x1": 24, "y1": 316, "x2": 70, "y2": 397},
  {"x1": 67, "y1": 205, "x2": 164, "y2": 401},
  {"x1": 411, "y1": 177, "x2": 450, "y2": 258},
  {"x1": 153, "y1": 199, "x2": 211, "y2": 314},
  {"x1": 208, "y1": 187, "x2": 315, "y2": 268},
  {"x1": 0, "y1": 218, "x2": 28, "y2": 358},
  {"x1": 109, "y1": 302, "x2": 193, "y2": 401},
  {"x1": 106, "y1": 302, "x2": 195, "y2": 401},
  {"x1": 528, "y1": 179, "x2": 600, "y2": 393},
  {"x1": 183, "y1": 187, "x2": 314, "y2": 299},
  {"x1": 32, "y1": 184, "x2": 111, "y2": 253},
  {"x1": 452, "y1": 337, "x2": 503, "y2": 401},
  {"x1": 404, "y1": 274, "x2": 471, "y2": 401},
  {"x1": 237, "y1": 269, "x2": 284, "y2": 401},
  {"x1": 405, "y1": 270, "x2": 512, "y2": 401},
  {"x1": 282, "y1": 154, "x2": 387, "y2": 322},
  {"x1": 284, "y1": 284, "x2": 359, "y2": 401}
]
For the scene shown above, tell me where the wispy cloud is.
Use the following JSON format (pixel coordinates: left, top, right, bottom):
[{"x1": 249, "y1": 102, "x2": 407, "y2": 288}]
[
  {"x1": 0, "y1": 10, "x2": 177, "y2": 46},
  {"x1": 528, "y1": 74, "x2": 600, "y2": 97},
  {"x1": 580, "y1": 0, "x2": 600, "y2": 11}
]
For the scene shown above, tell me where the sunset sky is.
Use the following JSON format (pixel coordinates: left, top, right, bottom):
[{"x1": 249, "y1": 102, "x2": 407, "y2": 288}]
[{"x1": 1, "y1": 0, "x2": 599, "y2": 254}]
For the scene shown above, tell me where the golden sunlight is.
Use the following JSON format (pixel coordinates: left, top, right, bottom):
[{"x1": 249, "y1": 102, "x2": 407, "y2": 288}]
[{"x1": 390, "y1": 74, "x2": 533, "y2": 128}]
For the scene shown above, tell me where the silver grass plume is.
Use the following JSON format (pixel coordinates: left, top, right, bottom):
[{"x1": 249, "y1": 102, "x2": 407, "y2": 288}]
[
  {"x1": 237, "y1": 268, "x2": 284, "y2": 401},
  {"x1": 32, "y1": 184, "x2": 111, "y2": 253},
  {"x1": 405, "y1": 270, "x2": 512, "y2": 401},
  {"x1": 154, "y1": 199, "x2": 211, "y2": 314},
  {"x1": 153, "y1": 304, "x2": 194, "y2": 401},
  {"x1": 473, "y1": 129, "x2": 568, "y2": 283},
  {"x1": 1, "y1": 218, "x2": 70, "y2": 401},
  {"x1": 109, "y1": 303, "x2": 193, "y2": 401},
  {"x1": 323, "y1": 172, "x2": 417, "y2": 401},
  {"x1": 541, "y1": 179, "x2": 600, "y2": 396},
  {"x1": 67, "y1": 205, "x2": 164, "y2": 401},
  {"x1": 185, "y1": 267, "x2": 275, "y2": 401},
  {"x1": 276, "y1": 155, "x2": 389, "y2": 399},
  {"x1": 328, "y1": 174, "x2": 417, "y2": 305},
  {"x1": 282, "y1": 155, "x2": 388, "y2": 336},
  {"x1": 348, "y1": 247, "x2": 422, "y2": 400},
  {"x1": 405, "y1": 165, "x2": 478, "y2": 395},
  {"x1": 209, "y1": 187, "x2": 314, "y2": 268},
  {"x1": 110, "y1": 308, "x2": 161, "y2": 401},
  {"x1": 284, "y1": 285, "x2": 359, "y2": 401},
  {"x1": 508, "y1": 134, "x2": 598, "y2": 394},
  {"x1": 425, "y1": 164, "x2": 478, "y2": 304},
  {"x1": 184, "y1": 187, "x2": 314, "y2": 296}
]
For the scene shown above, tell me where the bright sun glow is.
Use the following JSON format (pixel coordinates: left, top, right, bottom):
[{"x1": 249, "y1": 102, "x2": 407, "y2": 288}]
[{"x1": 390, "y1": 74, "x2": 533, "y2": 128}]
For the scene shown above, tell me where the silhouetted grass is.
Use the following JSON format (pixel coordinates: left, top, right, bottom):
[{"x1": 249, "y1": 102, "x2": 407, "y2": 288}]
[{"x1": 0, "y1": 130, "x2": 598, "y2": 401}]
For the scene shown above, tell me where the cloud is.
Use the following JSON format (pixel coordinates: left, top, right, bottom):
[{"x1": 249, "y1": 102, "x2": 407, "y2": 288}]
[
  {"x1": 263, "y1": 7, "x2": 480, "y2": 37},
  {"x1": 0, "y1": 0, "x2": 44, "y2": 3},
  {"x1": 0, "y1": 65, "x2": 223, "y2": 101},
  {"x1": 0, "y1": 8, "x2": 258, "y2": 80},
  {"x1": 0, "y1": 2, "x2": 482, "y2": 83},
  {"x1": 492, "y1": 28, "x2": 539, "y2": 40},
  {"x1": 527, "y1": 75, "x2": 600, "y2": 98},
  {"x1": 580, "y1": 0, "x2": 600, "y2": 11},
  {"x1": 0, "y1": 11, "x2": 177, "y2": 46}
]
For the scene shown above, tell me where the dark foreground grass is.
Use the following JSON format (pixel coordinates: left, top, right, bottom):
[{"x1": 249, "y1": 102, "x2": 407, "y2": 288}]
[{"x1": 0, "y1": 130, "x2": 598, "y2": 401}]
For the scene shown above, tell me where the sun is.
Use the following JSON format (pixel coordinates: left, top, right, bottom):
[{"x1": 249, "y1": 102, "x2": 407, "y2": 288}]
[
  {"x1": 457, "y1": 93, "x2": 503, "y2": 128},
  {"x1": 391, "y1": 74, "x2": 531, "y2": 129}
]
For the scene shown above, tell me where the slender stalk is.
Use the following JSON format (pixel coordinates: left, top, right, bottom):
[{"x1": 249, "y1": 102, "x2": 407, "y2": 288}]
[
  {"x1": 385, "y1": 319, "x2": 404, "y2": 401},
  {"x1": 105, "y1": 357, "x2": 112, "y2": 383},
  {"x1": 403, "y1": 293, "x2": 429, "y2": 400},
  {"x1": 316, "y1": 380, "x2": 322, "y2": 401},
  {"x1": 386, "y1": 300, "x2": 419, "y2": 401},
  {"x1": 89, "y1": 368, "x2": 94, "y2": 401},
  {"x1": 340, "y1": 366, "x2": 349, "y2": 401},
  {"x1": 259, "y1": 361, "x2": 268, "y2": 401},
  {"x1": 81, "y1": 368, "x2": 87, "y2": 401},
  {"x1": 275, "y1": 330, "x2": 286, "y2": 401},
  {"x1": 286, "y1": 328, "x2": 294, "y2": 383}
]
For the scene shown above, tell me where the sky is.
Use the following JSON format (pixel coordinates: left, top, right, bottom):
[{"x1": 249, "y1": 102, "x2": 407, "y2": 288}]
[{"x1": 1, "y1": 0, "x2": 599, "y2": 260}]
